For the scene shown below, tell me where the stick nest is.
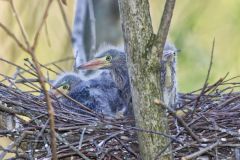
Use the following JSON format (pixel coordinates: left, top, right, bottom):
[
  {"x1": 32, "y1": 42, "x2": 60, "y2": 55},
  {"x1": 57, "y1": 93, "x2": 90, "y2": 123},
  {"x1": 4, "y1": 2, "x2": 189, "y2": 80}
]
[{"x1": 0, "y1": 59, "x2": 239, "y2": 160}]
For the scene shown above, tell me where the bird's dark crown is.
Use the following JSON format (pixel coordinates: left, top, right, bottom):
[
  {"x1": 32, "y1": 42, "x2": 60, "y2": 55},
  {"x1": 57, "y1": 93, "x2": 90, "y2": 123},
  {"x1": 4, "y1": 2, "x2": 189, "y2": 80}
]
[{"x1": 52, "y1": 73, "x2": 82, "y2": 89}]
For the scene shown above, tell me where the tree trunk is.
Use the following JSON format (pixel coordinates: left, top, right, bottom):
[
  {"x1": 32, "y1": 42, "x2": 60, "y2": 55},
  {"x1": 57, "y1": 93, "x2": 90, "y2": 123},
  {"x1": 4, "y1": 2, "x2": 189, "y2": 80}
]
[{"x1": 118, "y1": 0, "x2": 174, "y2": 159}]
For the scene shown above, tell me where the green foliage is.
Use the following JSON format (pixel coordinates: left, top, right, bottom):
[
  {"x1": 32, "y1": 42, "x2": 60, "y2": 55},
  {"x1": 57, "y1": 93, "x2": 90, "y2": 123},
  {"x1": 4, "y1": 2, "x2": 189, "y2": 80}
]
[{"x1": 151, "y1": 0, "x2": 240, "y2": 92}]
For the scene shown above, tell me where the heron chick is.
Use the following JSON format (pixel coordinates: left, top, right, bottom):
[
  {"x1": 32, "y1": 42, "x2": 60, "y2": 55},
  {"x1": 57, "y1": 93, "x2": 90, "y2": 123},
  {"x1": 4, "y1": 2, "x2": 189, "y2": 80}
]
[
  {"x1": 78, "y1": 43, "x2": 178, "y2": 110},
  {"x1": 51, "y1": 72, "x2": 127, "y2": 117},
  {"x1": 78, "y1": 46, "x2": 132, "y2": 115},
  {"x1": 161, "y1": 43, "x2": 178, "y2": 109}
]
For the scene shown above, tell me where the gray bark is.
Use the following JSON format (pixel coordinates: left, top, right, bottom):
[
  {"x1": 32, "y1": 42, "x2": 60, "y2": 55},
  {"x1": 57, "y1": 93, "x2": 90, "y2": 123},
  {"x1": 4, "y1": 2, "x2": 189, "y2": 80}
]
[{"x1": 118, "y1": 0, "x2": 175, "y2": 159}]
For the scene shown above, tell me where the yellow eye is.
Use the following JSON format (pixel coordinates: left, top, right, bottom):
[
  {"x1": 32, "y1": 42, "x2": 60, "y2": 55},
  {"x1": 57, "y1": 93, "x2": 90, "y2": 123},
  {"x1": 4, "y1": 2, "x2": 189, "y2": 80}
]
[
  {"x1": 106, "y1": 55, "x2": 112, "y2": 61},
  {"x1": 62, "y1": 84, "x2": 70, "y2": 90}
]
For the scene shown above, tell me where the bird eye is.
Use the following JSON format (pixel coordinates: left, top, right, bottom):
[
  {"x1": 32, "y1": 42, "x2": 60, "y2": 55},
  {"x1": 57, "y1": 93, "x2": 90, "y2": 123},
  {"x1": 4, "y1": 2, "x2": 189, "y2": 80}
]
[
  {"x1": 106, "y1": 55, "x2": 112, "y2": 61},
  {"x1": 62, "y1": 84, "x2": 70, "y2": 90}
]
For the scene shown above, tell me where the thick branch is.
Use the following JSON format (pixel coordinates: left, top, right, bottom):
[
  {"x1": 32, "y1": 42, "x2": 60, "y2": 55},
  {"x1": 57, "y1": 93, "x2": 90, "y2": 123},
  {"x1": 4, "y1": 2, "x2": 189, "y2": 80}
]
[{"x1": 155, "y1": 0, "x2": 176, "y2": 58}]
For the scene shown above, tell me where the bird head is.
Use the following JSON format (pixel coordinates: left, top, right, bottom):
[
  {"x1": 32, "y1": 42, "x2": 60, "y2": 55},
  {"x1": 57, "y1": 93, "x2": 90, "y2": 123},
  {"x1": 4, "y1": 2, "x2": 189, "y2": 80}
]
[
  {"x1": 78, "y1": 49, "x2": 126, "y2": 71},
  {"x1": 50, "y1": 73, "x2": 82, "y2": 97},
  {"x1": 162, "y1": 42, "x2": 180, "y2": 61}
]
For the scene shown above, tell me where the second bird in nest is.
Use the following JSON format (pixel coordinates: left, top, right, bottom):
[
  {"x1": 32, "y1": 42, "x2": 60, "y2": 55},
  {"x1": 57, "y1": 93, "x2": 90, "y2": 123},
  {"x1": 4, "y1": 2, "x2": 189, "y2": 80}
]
[{"x1": 51, "y1": 72, "x2": 127, "y2": 117}]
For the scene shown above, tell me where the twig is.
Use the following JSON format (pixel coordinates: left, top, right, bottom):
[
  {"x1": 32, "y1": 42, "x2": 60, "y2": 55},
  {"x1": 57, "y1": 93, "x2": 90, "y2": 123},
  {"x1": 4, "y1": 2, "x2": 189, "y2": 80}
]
[
  {"x1": 44, "y1": 22, "x2": 52, "y2": 47},
  {"x1": 0, "y1": 132, "x2": 27, "y2": 159},
  {"x1": 154, "y1": 99, "x2": 201, "y2": 142},
  {"x1": 56, "y1": 133, "x2": 91, "y2": 160},
  {"x1": 191, "y1": 38, "x2": 215, "y2": 116},
  {"x1": 217, "y1": 95, "x2": 240, "y2": 109},
  {"x1": 57, "y1": 0, "x2": 72, "y2": 40},
  {"x1": 18, "y1": 0, "x2": 57, "y2": 159},
  {"x1": 33, "y1": 119, "x2": 49, "y2": 155},
  {"x1": 32, "y1": 0, "x2": 53, "y2": 50},
  {"x1": 78, "y1": 127, "x2": 86, "y2": 150},
  {"x1": 0, "y1": 101, "x2": 29, "y2": 117},
  {"x1": 0, "y1": 58, "x2": 38, "y2": 77},
  {"x1": 182, "y1": 141, "x2": 220, "y2": 160},
  {"x1": 0, "y1": 22, "x2": 28, "y2": 52},
  {"x1": 9, "y1": 0, "x2": 30, "y2": 48}
]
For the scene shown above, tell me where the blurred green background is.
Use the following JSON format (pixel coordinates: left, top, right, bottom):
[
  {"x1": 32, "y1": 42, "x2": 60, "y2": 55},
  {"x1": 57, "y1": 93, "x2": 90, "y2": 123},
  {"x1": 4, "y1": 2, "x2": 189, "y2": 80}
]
[{"x1": 0, "y1": 0, "x2": 239, "y2": 93}]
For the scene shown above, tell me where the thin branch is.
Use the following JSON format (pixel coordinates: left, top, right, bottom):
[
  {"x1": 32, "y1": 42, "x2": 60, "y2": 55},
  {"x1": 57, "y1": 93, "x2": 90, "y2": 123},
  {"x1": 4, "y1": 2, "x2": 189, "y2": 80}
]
[
  {"x1": 23, "y1": 0, "x2": 57, "y2": 159},
  {"x1": 56, "y1": 133, "x2": 91, "y2": 160},
  {"x1": 0, "y1": 132, "x2": 27, "y2": 159},
  {"x1": 9, "y1": 0, "x2": 30, "y2": 48},
  {"x1": 155, "y1": 0, "x2": 176, "y2": 58},
  {"x1": 182, "y1": 141, "x2": 220, "y2": 160},
  {"x1": 57, "y1": 0, "x2": 72, "y2": 40},
  {"x1": 78, "y1": 127, "x2": 86, "y2": 150},
  {"x1": 154, "y1": 99, "x2": 201, "y2": 142},
  {"x1": 0, "y1": 58, "x2": 38, "y2": 77},
  {"x1": 191, "y1": 38, "x2": 215, "y2": 116},
  {"x1": 32, "y1": 0, "x2": 53, "y2": 50},
  {"x1": 0, "y1": 22, "x2": 28, "y2": 52}
]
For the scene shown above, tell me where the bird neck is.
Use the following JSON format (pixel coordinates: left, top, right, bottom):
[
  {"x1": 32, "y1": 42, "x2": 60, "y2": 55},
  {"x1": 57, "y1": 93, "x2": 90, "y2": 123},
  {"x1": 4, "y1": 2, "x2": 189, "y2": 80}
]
[{"x1": 111, "y1": 66, "x2": 129, "y2": 92}]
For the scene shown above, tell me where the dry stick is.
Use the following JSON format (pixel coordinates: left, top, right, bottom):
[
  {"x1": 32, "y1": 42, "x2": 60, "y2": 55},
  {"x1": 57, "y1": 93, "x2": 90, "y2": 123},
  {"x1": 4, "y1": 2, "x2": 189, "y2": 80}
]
[
  {"x1": 17, "y1": 56, "x2": 73, "y2": 75},
  {"x1": 24, "y1": 0, "x2": 57, "y2": 159},
  {"x1": 217, "y1": 95, "x2": 240, "y2": 109},
  {"x1": 0, "y1": 101, "x2": 29, "y2": 117},
  {"x1": 182, "y1": 140, "x2": 220, "y2": 160},
  {"x1": 56, "y1": 133, "x2": 91, "y2": 160},
  {"x1": 124, "y1": 125, "x2": 183, "y2": 144},
  {"x1": 115, "y1": 137, "x2": 138, "y2": 158},
  {"x1": 191, "y1": 38, "x2": 215, "y2": 117},
  {"x1": 51, "y1": 63, "x2": 65, "y2": 73},
  {"x1": 44, "y1": 22, "x2": 52, "y2": 47},
  {"x1": 78, "y1": 127, "x2": 86, "y2": 150},
  {"x1": 32, "y1": 0, "x2": 53, "y2": 50},
  {"x1": 188, "y1": 72, "x2": 229, "y2": 95},
  {"x1": 0, "y1": 132, "x2": 27, "y2": 159},
  {"x1": 154, "y1": 99, "x2": 201, "y2": 142},
  {"x1": 17, "y1": 74, "x2": 42, "y2": 91},
  {"x1": 40, "y1": 63, "x2": 60, "y2": 75},
  {"x1": 9, "y1": 0, "x2": 30, "y2": 48},
  {"x1": 0, "y1": 22, "x2": 28, "y2": 53},
  {"x1": 15, "y1": 78, "x2": 45, "y2": 84},
  {"x1": 155, "y1": 0, "x2": 176, "y2": 57},
  {"x1": 57, "y1": 0, "x2": 72, "y2": 40},
  {"x1": 33, "y1": 119, "x2": 49, "y2": 155},
  {"x1": 0, "y1": 58, "x2": 38, "y2": 77}
]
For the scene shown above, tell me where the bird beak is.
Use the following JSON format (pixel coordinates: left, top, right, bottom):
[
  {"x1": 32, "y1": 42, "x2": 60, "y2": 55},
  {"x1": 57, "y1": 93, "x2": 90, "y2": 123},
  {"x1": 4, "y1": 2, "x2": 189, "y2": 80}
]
[{"x1": 77, "y1": 57, "x2": 108, "y2": 70}]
